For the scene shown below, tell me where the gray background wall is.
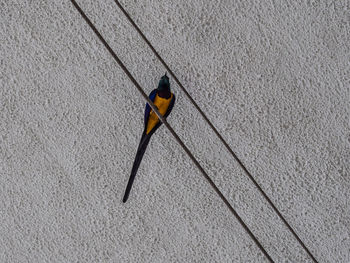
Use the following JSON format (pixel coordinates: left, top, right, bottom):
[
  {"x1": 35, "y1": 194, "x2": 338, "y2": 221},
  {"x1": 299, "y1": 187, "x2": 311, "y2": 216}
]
[{"x1": 1, "y1": 0, "x2": 349, "y2": 262}]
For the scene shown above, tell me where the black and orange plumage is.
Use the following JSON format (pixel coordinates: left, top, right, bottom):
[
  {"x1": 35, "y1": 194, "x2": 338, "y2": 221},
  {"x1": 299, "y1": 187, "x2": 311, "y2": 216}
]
[{"x1": 123, "y1": 74, "x2": 175, "y2": 202}]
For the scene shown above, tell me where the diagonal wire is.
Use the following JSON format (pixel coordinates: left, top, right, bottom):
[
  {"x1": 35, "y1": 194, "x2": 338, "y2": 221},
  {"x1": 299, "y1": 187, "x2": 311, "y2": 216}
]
[
  {"x1": 112, "y1": 1, "x2": 318, "y2": 262},
  {"x1": 70, "y1": 0, "x2": 274, "y2": 261}
]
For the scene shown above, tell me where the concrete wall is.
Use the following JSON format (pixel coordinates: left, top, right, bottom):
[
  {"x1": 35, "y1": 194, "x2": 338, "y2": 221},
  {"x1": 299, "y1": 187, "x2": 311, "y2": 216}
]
[{"x1": 1, "y1": 0, "x2": 349, "y2": 262}]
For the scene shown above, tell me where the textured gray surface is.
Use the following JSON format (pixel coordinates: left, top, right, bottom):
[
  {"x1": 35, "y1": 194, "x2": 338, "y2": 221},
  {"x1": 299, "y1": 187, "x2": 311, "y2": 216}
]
[{"x1": 1, "y1": 0, "x2": 349, "y2": 262}]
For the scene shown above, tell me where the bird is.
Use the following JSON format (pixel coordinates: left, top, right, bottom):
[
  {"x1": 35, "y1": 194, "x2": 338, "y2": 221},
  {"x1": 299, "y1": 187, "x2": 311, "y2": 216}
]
[{"x1": 123, "y1": 73, "x2": 176, "y2": 203}]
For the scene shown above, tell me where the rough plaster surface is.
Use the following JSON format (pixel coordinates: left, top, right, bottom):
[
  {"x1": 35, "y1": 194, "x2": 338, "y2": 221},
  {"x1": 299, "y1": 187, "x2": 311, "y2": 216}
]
[{"x1": 0, "y1": 0, "x2": 349, "y2": 262}]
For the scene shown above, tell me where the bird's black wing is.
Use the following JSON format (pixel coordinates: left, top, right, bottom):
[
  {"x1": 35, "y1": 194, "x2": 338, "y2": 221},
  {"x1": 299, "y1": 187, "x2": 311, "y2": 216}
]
[
  {"x1": 144, "y1": 89, "x2": 157, "y2": 129},
  {"x1": 164, "y1": 94, "x2": 176, "y2": 119}
]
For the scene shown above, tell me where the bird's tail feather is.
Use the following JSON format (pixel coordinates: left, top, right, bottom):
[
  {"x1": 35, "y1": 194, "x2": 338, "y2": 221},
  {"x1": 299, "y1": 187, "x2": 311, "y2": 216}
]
[{"x1": 123, "y1": 132, "x2": 151, "y2": 203}]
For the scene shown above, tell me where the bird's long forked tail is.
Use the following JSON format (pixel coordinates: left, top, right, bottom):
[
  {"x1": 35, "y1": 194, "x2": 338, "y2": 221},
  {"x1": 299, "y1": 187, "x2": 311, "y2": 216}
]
[{"x1": 123, "y1": 132, "x2": 152, "y2": 203}]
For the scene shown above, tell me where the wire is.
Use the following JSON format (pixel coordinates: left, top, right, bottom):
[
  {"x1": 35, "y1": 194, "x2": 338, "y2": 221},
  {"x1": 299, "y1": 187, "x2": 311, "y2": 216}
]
[
  {"x1": 70, "y1": 0, "x2": 274, "y2": 261},
  {"x1": 112, "y1": 1, "x2": 318, "y2": 262}
]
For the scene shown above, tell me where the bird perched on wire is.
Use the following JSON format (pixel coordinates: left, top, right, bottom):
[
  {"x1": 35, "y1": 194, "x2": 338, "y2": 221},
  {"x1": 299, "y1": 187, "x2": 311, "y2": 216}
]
[{"x1": 123, "y1": 73, "x2": 176, "y2": 203}]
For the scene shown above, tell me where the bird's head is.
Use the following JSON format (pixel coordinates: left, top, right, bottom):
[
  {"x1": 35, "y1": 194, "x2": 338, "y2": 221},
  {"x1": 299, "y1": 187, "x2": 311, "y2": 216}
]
[{"x1": 157, "y1": 73, "x2": 170, "y2": 92}]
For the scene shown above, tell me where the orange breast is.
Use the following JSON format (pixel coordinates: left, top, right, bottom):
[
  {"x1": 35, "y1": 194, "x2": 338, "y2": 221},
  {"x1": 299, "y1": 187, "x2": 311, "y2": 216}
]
[{"x1": 146, "y1": 93, "x2": 173, "y2": 134}]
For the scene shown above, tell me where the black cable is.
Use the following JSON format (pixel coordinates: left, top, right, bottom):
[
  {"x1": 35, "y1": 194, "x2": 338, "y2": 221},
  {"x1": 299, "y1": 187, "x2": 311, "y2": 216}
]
[
  {"x1": 112, "y1": 1, "x2": 318, "y2": 262},
  {"x1": 70, "y1": 0, "x2": 274, "y2": 261}
]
